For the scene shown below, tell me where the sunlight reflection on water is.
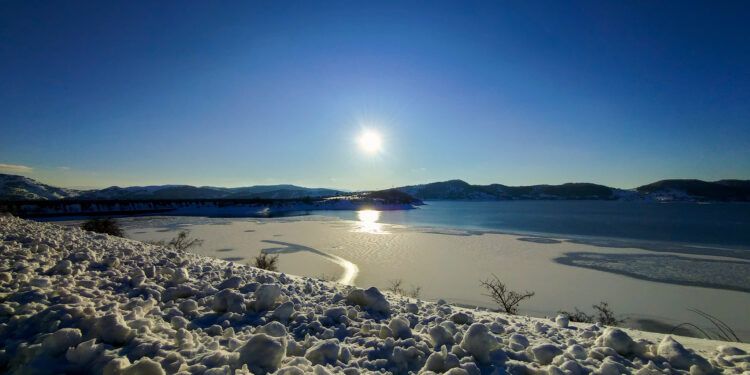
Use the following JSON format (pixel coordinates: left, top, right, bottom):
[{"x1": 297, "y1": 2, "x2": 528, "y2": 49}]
[{"x1": 355, "y1": 210, "x2": 388, "y2": 234}]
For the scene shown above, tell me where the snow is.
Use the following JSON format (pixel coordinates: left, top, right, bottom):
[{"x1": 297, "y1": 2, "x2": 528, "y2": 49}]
[
  {"x1": 238, "y1": 333, "x2": 287, "y2": 374},
  {"x1": 554, "y1": 314, "x2": 569, "y2": 328},
  {"x1": 595, "y1": 327, "x2": 637, "y2": 356},
  {"x1": 657, "y1": 336, "x2": 713, "y2": 373},
  {"x1": 344, "y1": 287, "x2": 390, "y2": 316},
  {"x1": 1, "y1": 216, "x2": 749, "y2": 374},
  {"x1": 304, "y1": 339, "x2": 341, "y2": 366}
]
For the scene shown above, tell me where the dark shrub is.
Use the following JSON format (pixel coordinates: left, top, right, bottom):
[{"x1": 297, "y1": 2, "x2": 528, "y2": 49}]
[
  {"x1": 81, "y1": 217, "x2": 124, "y2": 237},
  {"x1": 150, "y1": 230, "x2": 203, "y2": 251},
  {"x1": 253, "y1": 253, "x2": 279, "y2": 272},
  {"x1": 480, "y1": 274, "x2": 534, "y2": 314}
]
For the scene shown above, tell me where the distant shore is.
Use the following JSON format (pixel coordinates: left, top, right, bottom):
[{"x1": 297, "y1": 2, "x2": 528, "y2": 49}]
[{"x1": 0, "y1": 197, "x2": 420, "y2": 218}]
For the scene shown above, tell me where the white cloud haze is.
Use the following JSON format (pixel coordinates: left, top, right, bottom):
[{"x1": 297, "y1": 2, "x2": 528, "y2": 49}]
[{"x1": 0, "y1": 163, "x2": 33, "y2": 173}]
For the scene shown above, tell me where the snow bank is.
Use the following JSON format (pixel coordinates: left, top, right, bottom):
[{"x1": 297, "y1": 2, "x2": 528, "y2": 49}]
[{"x1": 0, "y1": 216, "x2": 748, "y2": 374}]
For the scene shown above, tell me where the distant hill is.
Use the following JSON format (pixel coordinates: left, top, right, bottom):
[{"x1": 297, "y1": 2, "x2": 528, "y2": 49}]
[
  {"x1": 0, "y1": 174, "x2": 79, "y2": 200},
  {"x1": 636, "y1": 179, "x2": 750, "y2": 202},
  {"x1": 396, "y1": 179, "x2": 750, "y2": 201},
  {"x1": 0, "y1": 174, "x2": 343, "y2": 201},
  {"x1": 3, "y1": 173, "x2": 749, "y2": 202},
  {"x1": 396, "y1": 180, "x2": 623, "y2": 200}
]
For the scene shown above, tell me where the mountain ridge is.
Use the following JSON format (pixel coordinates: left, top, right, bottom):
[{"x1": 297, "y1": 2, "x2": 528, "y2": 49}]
[
  {"x1": 0, "y1": 174, "x2": 343, "y2": 201},
  {"x1": 1, "y1": 173, "x2": 749, "y2": 202}
]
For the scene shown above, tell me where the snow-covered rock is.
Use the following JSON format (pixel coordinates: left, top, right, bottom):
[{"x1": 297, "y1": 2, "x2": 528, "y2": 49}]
[
  {"x1": 95, "y1": 313, "x2": 134, "y2": 345},
  {"x1": 596, "y1": 327, "x2": 636, "y2": 355},
  {"x1": 304, "y1": 339, "x2": 340, "y2": 365},
  {"x1": 345, "y1": 287, "x2": 390, "y2": 315},
  {"x1": 460, "y1": 323, "x2": 499, "y2": 364},
  {"x1": 237, "y1": 333, "x2": 286, "y2": 374},
  {"x1": 42, "y1": 328, "x2": 83, "y2": 355},
  {"x1": 253, "y1": 283, "x2": 283, "y2": 311},
  {"x1": 657, "y1": 336, "x2": 713, "y2": 373},
  {"x1": 531, "y1": 343, "x2": 563, "y2": 365}
]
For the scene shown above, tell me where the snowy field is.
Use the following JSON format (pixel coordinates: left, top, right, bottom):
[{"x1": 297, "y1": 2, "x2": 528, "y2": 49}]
[
  {"x1": 3, "y1": 216, "x2": 750, "y2": 374},
  {"x1": 100, "y1": 215, "x2": 750, "y2": 342}
]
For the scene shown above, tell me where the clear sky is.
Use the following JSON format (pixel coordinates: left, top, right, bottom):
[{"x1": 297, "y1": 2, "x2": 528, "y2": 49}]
[{"x1": 1, "y1": 1, "x2": 749, "y2": 190}]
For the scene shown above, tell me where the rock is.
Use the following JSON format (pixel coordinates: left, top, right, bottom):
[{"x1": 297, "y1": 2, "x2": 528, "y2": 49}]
[
  {"x1": 388, "y1": 316, "x2": 412, "y2": 339},
  {"x1": 179, "y1": 299, "x2": 198, "y2": 314},
  {"x1": 345, "y1": 287, "x2": 390, "y2": 315},
  {"x1": 218, "y1": 276, "x2": 243, "y2": 290},
  {"x1": 271, "y1": 301, "x2": 295, "y2": 322},
  {"x1": 566, "y1": 344, "x2": 587, "y2": 360},
  {"x1": 460, "y1": 323, "x2": 499, "y2": 364},
  {"x1": 531, "y1": 343, "x2": 563, "y2": 365},
  {"x1": 718, "y1": 345, "x2": 746, "y2": 356},
  {"x1": 304, "y1": 339, "x2": 340, "y2": 365},
  {"x1": 596, "y1": 328, "x2": 635, "y2": 355},
  {"x1": 212, "y1": 289, "x2": 245, "y2": 313},
  {"x1": 237, "y1": 333, "x2": 286, "y2": 374},
  {"x1": 254, "y1": 284, "x2": 283, "y2": 311},
  {"x1": 422, "y1": 346, "x2": 460, "y2": 372},
  {"x1": 657, "y1": 336, "x2": 712, "y2": 373},
  {"x1": 258, "y1": 321, "x2": 287, "y2": 337},
  {"x1": 66, "y1": 339, "x2": 104, "y2": 365},
  {"x1": 555, "y1": 314, "x2": 569, "y2": 328},
  {"x1": 51, "y1": 260, "x2": 74, "y2": 275},
  {"x1": 323, "y1": 307, "x2": 347, "y2": 323},
  {"x1": 171, "y1": 268, "x2": 190, "y2": 284},
  {"x1": 405, "y1": 303, "x2": 419, "y2": 314},
  {"x1": 129, "y1": 269, "x2": 147, "y2": 287},
  {"x1": 509, "y1": 333, "x2": 529, "y2": 351},
  {"x1": 429, "y1": 323, "x2": 455, "y2": 348},
  {"x1": 95, "y1": 313, "x2": 134, "y2": 345},
  {"x1": 122, "y1": 358, "x2": 165, "y2": 375},
  {"x1": 449, "y1": 312, "x2": 473, "y2": 325},
  {"x1": 42, "y1": 328, "x2": 82, "y2": 355}
]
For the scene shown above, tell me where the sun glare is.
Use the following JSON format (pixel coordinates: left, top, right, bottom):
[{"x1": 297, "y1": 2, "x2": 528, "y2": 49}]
[
  {"x1": 355, "y1": 209, "x2": 387, "y2": 234},
  {"x1": 358, "y1": 130, "x2": 382, "y2": 154}
]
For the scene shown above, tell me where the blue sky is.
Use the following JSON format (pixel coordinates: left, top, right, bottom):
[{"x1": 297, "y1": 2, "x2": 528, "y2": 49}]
[{"x1": 1, "y1": 1, "x2": 748, "y2": 190}]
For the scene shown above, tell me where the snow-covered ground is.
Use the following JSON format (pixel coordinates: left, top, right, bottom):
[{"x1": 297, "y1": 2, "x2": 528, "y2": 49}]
[{"x1": 1, "y1": 216, "x2": 749, "y2": 374}]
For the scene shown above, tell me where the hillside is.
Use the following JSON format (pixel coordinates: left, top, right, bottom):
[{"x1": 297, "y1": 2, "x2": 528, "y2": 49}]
[
  {"x1": 1, "y1": 216, "x2": 746, "y2": 374},
  {"x1": 0, "y1": 174, "x2": 79, "y2": 200},
  {"x1": 637, "y1": 179, "x2": 750, "y2": 202},
  {"x1": 0, "y1": 174, "x2": 342, "y2": 201},
  {"x1": 4, "y1": 173, "x2": 749, "y2": 202},
  {"x1": 397, "y1": 180, "x2": 621, "y2": 201}
]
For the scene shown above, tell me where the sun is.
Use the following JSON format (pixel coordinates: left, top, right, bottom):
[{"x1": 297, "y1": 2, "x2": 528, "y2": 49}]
[{"x1": 357, "y1": 130, "x2": 382, "y2": 154}]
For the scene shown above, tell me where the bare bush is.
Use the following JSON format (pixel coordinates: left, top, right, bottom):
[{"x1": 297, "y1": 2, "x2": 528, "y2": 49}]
[
  {"x1": 593, "y1": 301, "x2": 622, "y2": 326},
  {"x1": 253, "y1": 253, "x2": 279, "y2": 272},
  {"x1": 167, "y1": 230, "x2": 203, "y2": 251},
  {"x1": 558, "y1": 307, "x2": 594, "y2": 323},
  {"x1": 316, "y1": 274, "x2": 337, "y2": 282},
  {"x1": 149, "y1": 230, "x2": 203, "y2": 251},
  {"x1": 671, "y1": 308, "x2": 741, "y2": 342},
  {"x1": 480, "y1": 274, "x2": 534, "y2": 314},
  {"x1": 387, "y1": 279, "x2": 422, "y2": 298},
  {"x1": 559, "y1": 301, "x2": 623, "y2": 326},
  {"x1": 81, "y1": 217, "x2": 124, "y2": 237}
]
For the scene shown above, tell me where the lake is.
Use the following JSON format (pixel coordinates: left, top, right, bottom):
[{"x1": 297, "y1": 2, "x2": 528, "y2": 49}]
[{"x1": 281, "y1": 200, "x2": 750, "y2": 250}]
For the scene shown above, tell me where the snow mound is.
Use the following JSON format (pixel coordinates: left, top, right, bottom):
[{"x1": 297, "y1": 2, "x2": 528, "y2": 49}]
[
  {"x1": 0, "y1": 216, "x2": 747, "y2": 374},
  {"x1": 345, "y1": 286, "x2": 390, "y2": 315}
]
